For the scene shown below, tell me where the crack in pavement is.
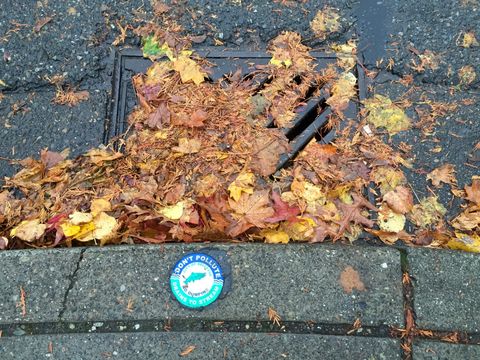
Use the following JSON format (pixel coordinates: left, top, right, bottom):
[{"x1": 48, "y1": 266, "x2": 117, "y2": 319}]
[{"x1": 58, "y1": 248, "x2": 87, "y2": 321}]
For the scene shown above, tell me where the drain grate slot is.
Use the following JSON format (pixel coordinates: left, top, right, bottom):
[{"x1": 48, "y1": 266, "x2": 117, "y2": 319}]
[{"x1": 107, "y1": 49, "x2": 365, "y2": 172}]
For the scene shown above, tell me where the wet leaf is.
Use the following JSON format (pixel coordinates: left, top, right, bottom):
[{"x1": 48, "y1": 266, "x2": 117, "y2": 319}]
[
  {"x1": 40, "y1": 149, "x2": 68, "y2": 170},
  {"x1": 228, "y1": 172, "x2": 255, "y2": 202},
  {"x1": 260, "y1": 229, "x2": 290, "y2": 244},
  {"x1": 228, "y1": 191, "x2": 274, "y2": 237},
  {"x1": 339, "y1": 266, "x2": 365, "y2": 293},
  {"x1": 10, "y1": 220, "x2": 46, "y2": 242},
  {"x1": 465, "y1": 177, "x2": 480, "y2": 205},
  {"x1": 461, "y1": 31, "x2": 479, "y2": 48},
  {"x1": 172, "y1": 55, "x2": 206, "y2": 85},
  {"x1": 34, "y1": 16, "x2": 53, "y2": 33},
  {"x1": 142, "y1": 35, "x2": 172, "y2": 59},
  {"x1": 327, "y1": 72, "x2": 357, "y2": 112},
  {"x1": 172, "y1": 138, "x2": 202, "y2": 154},
  {"x1": 365, "y1": 95, "x2": 411, "y2": 135},
  {"x1": 451, "y1": 206, "x2": 480, "y2": 231},
  {"x1": 265, "y1": 191, "x2": 300, "y2": 223},
  {"x1": 383, "y1": 186, "x2": 413, "y2": 214},
  {"x1": 409, "y1": 197, "x2": 447, "y2": 228},
  {"x1": 378, "y1": 205, "x2": 406, "y2": 232},
  {"x1": 447, "y1": 232, "x2": 480, "y2": 253},
  {"x1": 459, "y1": 65, "x2": 476, "y2": 86},
  {"x1": 427, "y1": 164, "x2": 457, "y2": 187},
  {"x1": 90, "y1": 199, "x2": 112, "y2": 216},
  {"x1": 160, "y1": 201, "x2": 186, "y2": 220},
  {"x1": 371, "y1": 166, "x2": 406, "y2": 194},
  {"x1": 310, "y1": 7, "x2": 341, "y2": 40},
  {"x1": 146, "y1": 102, "x2": 171, "y2": 129}
]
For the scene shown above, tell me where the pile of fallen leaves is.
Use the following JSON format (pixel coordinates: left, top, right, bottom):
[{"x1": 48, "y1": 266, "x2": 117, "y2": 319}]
[{"x1": 0, "y1": 28, "x2": 478, "y2": 252}]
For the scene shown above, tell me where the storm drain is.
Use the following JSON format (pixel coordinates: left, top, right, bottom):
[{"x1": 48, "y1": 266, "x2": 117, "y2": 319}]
[{"x1": 106, "y1": 49, "x2": 366, "y2": 171}]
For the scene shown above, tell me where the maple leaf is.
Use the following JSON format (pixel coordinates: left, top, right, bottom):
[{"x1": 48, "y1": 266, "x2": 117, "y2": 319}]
[
  {"x1": 228, "y1": 172, "x2": 255, "y2": 202},
  {"x1": 383, "y1": 186, "x2": 413, "y2": 214},
  {"x1": 364, "y1": 95, "x2": 411, "y2": 135},
  {"x1": 427, "y1": 164, "x2": 457, "y2": 187},
  {"x1": 86, "y1": 148, "x2": 123, "y2": 166},
  {"x1": 197, "y1": 193, "x2": 230, "y2": 233},
  {"x1": 465, "y1": 177, "x2": 480, "y2": 205},
  {"x1": 172, "y1": 55, "x2": 206, "y2": 85},
  {"x1": 146, "y1": 102, "x2": 171, "y2": 129},
  {"x1": 310, "y1": 7, "x2": 341, "y2": 40},
  {"x1": 334, "y1": 193, "x2": 377, "y2": 239},
  {"x1": 10, "y1": 219, "x2": 47, "y2": 242},
  {"x1": 265, "y1": 191, "x2": 300, "y2": 223},
  {"x1": 227, "y1": 191, "x2": 274, "y2": 237},
  {"x1": 409, "y1": 197, "x2": 446, "y2": 228},
  {"x1": 190, "y1": 109, "x2": 208, "y2": 127}
]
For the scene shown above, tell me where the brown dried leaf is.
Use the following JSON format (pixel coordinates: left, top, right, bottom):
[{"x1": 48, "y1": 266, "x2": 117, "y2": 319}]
[
  {"x1": 427, "y1": 164, "x2": 457, "y2": 187},
  {"x1": 465, "y1": 177, "x2": 480, "y2": 205},
  {"x1": 339, "y1": 266, "x2": 365, "y2": 293},
  {"x1": 383, "y1": 186, "x2": 413, "y2": 214},
  {"x1": 227, "y1": 191, "x2": 274, "y2": 237},
  {"x1": 146, "y1": 102, "x2": 170, "y2": 129}
]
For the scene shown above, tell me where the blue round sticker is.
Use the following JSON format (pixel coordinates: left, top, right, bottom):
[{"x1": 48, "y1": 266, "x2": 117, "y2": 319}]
[{"x1": 170, "y1": 253, "x2": 224, "y2": 309}]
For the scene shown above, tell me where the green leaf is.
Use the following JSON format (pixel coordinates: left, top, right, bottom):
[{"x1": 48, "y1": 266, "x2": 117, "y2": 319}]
[{"x1": 142, "y1": 35, "x2": 173, "y2": 60}]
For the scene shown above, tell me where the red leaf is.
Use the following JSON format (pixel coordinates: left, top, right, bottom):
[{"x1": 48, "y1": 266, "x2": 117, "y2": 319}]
[{"x1": 265, "y1": 191, "x2": 300, "y2": 223}]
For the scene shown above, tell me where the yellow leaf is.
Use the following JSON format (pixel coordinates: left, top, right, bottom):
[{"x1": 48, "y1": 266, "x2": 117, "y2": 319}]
[
  {"x1": 371, "y1": 166, "x2": 406, "y2": 194},
  {"x1": 365, "y1": 95, "x2": 411, "y2": 135},
  {"x1": 160, "y1": 202, "x2": 185, "y2": 220},
  {"x1": 378, "y1": 206, "x2": 406, "y2": 232},
  {"x1": 291, "y1": 178, "x2": 325, "y2": 204},
  {"x1": 60, "y1": 223, "x2": 81, "y2": 237},
  {"x1": 172, "y1": 138, "x2": 202, "y2": 154},
  {"x1": 281, "y1": 217, "x2": 316, "y2": 241},
  {"x1": 310, "y1": 7, "x2": 341, "y2": 40},
  {"x1": 10, "y1": 219, "x2": 47, "y2": 242},
  {"x1": 69, "y1": 211, "x2": 93, "y2": 225},
  {"x1": 326, "y1": 72, "x2": 357, "y2": 111},
  {"x1": 270, "y1": 56, "x2": 292, "y2": 68},
  {"x1": 91, "y1": 212, "x2": 118, "y2": 244},
  {"x1": 459, "y1": 65, "x2": 476, "y2": 86},
  {"x1": 145, "y1": 61, "x2": 172, "y2": 86},
  {"x1": 409, "y1": 197, "x2": 447, "y2": 228},
  {"x1": 447, "y1": 232, "x2": 480, "y2": 253},
  {"x1": 90, "y1": 199, "x2": 111, "y2": 216},
  {"x1": 260, "y1": 229, "x2": 290, "y2": 244},
  {"x1": 172, "y1": 55, "x2": 206, "y2": 85},
  {"x1": 228, "y1": 172, "x2": 255, "y2": 201},
  {"x1": 461, "y1": 31, "x2": 479, "y2": 48}
]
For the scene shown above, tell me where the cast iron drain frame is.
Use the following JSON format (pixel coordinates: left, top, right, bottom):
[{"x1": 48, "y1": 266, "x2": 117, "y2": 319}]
[{"x1": 105, "y1": 48, "x2": 367, "y2": 167}]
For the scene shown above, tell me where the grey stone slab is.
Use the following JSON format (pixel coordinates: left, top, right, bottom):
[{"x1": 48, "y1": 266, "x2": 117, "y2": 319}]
[
  {"x1": 409, "y1": 248, "x2": 480, "y2": 332},
  {"x1": 0, "y1": 249, "x2": 82, "y2": 324},
  {"x1": 414, "y1": 340, "x2": 480, "y2": 360},
  {"x1": 0, "y1": 332, "x2": 402, "y2": 360},
  {"x1": 61, "y1": 244, "x2": 403, "y2": 326}
]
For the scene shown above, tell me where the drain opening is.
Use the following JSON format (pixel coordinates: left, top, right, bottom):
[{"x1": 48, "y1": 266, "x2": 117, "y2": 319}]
[{"x1": 106, "y1": 49, "x2": 365, "y2": 171}]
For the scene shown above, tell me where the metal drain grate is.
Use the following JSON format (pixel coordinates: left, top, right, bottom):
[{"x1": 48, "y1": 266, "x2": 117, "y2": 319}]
[{"x1": 106, "y1": 49, "x2": 366, "y2": 171}]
